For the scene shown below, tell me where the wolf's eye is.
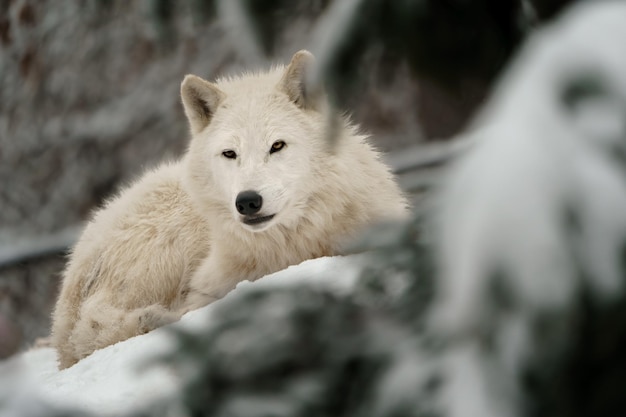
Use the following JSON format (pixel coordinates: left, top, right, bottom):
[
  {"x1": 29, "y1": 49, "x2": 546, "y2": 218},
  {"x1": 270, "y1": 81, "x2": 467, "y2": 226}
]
[
  {"x1": 270, "y1": 141, "x2": 286, "y2": 154},
  {"x1": 222, "y1": 150, "x2": 237, "y2": 159}
]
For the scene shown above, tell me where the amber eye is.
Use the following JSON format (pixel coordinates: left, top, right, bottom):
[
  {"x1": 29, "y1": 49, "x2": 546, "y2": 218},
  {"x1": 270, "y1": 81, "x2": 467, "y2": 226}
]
[
  {"x1": 270, "y1": 140, "x2": 286, "y2": 154},
  {"x1": 222, "y1": 150, "x2": 237, "y2": 159}
]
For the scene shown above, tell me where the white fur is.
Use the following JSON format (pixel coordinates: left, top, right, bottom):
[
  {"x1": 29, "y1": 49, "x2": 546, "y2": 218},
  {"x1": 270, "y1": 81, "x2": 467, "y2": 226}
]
[{"x1": 51, "y1": 51, "x2": 408, "y2": 369}]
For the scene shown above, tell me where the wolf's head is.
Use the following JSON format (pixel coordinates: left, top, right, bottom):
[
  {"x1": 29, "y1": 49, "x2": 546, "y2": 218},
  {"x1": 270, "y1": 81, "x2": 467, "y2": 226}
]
[{"x1": 181, "y1": 50, "x2": 328, "y2": 233}]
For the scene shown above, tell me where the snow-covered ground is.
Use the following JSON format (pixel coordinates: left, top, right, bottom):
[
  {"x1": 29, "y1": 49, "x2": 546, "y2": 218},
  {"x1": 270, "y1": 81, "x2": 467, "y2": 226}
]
[{"x1": 0, "y1": 256, "x2": 364, "y2": 416}]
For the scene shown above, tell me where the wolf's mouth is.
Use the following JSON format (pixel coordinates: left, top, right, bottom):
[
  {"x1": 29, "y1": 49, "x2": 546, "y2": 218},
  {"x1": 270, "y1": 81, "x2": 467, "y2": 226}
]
[{"x1": 242, "y1": 214, "x2": 276, "y2": 225}]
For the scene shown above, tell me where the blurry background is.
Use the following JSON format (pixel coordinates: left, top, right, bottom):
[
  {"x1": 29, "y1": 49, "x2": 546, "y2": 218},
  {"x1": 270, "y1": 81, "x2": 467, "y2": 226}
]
[{"x1": 0, "y1": 0, "x2": 574, "y2": 357}]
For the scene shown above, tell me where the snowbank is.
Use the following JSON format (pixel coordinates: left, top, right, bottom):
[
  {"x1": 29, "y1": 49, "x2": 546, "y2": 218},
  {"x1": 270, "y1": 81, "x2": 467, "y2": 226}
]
[{"x1": 0, "y1": 256, "x2": 363, "y2": 416}]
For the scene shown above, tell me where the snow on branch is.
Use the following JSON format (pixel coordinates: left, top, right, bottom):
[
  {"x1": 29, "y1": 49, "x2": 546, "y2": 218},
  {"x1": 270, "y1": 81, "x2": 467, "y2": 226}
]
[{"x1": 0, "y1": 226, "x2": 81, "y2": 269}]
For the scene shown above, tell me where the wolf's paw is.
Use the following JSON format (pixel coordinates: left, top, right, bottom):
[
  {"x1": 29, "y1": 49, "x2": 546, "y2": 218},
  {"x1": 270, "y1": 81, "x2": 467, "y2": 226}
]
[{"x1": 137, "y1": 305, "x2": 181, "y2": 334}]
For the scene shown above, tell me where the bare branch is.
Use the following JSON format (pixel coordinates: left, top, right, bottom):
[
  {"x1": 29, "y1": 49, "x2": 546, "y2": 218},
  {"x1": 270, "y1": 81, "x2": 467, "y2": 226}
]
[{"x1": 0, "y1": 226, "x2": 81, "y2": 269}]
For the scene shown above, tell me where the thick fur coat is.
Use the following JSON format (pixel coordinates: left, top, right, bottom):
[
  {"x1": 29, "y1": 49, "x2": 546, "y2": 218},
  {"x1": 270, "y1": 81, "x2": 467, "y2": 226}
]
[{"x1": 51, "y1": 51, "x2": 408, "y2": 369}]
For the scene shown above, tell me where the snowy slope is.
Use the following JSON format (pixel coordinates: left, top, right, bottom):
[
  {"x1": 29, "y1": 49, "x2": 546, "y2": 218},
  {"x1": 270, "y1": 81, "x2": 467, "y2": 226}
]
[{"x1": 0, "y1": 256, "x2": 364, "y2": 416}]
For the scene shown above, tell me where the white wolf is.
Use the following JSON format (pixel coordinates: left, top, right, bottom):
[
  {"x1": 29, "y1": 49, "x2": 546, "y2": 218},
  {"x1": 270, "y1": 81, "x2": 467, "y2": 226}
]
[{"x1": 51, "y1": 50, "x2": 408, "y2": 369}]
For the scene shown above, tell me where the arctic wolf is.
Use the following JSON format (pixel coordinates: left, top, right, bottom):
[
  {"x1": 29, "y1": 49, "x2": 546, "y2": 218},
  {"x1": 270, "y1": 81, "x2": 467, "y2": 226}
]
[{"x1": 51, "y1": 50, "x2": 408, "y2": 369}]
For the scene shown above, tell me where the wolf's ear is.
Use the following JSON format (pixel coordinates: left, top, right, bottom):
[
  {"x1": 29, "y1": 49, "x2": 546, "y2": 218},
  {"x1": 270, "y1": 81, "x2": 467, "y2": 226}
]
[
  {"x1": 181, "y1": 75, "x2": 226, "y2": 135},
  {"x1": 279, "y1": 50, "x2": 322, "y2": 110}
]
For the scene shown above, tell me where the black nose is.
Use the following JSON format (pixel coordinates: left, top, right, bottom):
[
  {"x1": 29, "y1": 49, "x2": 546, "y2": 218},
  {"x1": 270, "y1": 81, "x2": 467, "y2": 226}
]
[{"x1": 236, "y1": 190, "x2": 263, "y2": 215}]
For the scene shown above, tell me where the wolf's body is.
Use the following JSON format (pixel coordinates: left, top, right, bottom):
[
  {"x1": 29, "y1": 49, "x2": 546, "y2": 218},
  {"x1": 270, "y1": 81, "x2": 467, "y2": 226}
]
[{"x1": 51, "y1": 51, "x2": 408, "y2": 369}]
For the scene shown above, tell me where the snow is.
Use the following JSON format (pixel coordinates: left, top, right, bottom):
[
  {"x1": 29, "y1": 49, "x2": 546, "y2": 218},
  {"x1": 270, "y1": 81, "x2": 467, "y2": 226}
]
[
  {"x1": 433, "y1": 0, "x2": 626, "y2": 331},
  {"x1": 431, "y1": 3, "x2": 626, "y2": 417},
  {"x1": 0, "y1": 255, "x2": 363, "y2": 416}
]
